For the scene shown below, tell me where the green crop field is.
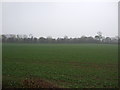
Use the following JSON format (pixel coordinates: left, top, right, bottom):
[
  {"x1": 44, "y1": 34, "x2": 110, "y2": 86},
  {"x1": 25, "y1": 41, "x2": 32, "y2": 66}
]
[{"x1": 2, "y1": 43, "x2": 118, "y2": 88}]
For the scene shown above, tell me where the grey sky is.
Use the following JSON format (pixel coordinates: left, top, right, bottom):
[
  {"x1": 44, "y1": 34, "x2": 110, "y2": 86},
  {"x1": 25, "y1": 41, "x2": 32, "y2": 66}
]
[{"x1": 2, "y1": 2, "x2": 118, "y2": 38}]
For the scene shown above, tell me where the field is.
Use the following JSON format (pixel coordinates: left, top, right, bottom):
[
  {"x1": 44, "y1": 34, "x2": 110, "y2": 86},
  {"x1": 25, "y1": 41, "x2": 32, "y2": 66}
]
[{"x1": 2, "y1": 43, "x2": 118, "y2": 88}]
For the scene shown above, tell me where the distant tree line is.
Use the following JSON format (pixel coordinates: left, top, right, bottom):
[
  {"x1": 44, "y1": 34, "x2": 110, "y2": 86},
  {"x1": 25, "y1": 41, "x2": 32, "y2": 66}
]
[{"x1": 1, "y1": 32, "x2": 119, "y2": 44}]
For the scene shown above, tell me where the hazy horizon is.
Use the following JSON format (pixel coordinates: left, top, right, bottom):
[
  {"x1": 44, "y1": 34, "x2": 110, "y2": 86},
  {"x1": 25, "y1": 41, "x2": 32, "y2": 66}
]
[{"x1": 2, "y1": 2, "x2": 118, "y2": 38}]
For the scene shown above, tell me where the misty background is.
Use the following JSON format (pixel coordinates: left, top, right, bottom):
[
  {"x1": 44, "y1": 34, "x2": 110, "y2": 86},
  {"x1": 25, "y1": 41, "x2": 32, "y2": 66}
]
[{"x1": 2, "y1": 2, "x2": 118, "y2": 38}]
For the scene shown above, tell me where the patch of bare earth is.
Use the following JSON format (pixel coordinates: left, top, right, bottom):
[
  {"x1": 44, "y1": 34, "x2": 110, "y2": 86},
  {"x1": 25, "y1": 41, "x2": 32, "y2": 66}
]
[{"x1": 22, "y1": 77, "x2": 60, "y2": 88}]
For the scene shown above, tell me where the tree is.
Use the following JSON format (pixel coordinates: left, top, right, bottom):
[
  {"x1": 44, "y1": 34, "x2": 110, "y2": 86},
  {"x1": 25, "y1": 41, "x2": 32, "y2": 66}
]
[
  {"x1": 64, "y1": 36, "x2": 68, "y2": 39},
  {"x1": 2, "y1": 35, "x2": 7, "y2": 42},
  {"x1": 105, "y1": 37, "x2": 111, "y2": 43},
  {"x1": 63, "y1": 36, "x2": 69, "y2": 43},
  {"x1": 97, "y1": 31, "x2": 102, "y2": 41},
  {"x1": 95, "y1": 35, "x2": 99, "y2": 40},
  {"x1": 2, "y1": 33, "x2": 117, "y2": 44}
]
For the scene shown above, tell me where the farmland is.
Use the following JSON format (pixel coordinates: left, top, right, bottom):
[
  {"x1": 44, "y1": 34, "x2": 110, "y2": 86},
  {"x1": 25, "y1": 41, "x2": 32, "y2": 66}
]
[{"x1": 2, "y1": 43, "x2": 118, "y2": 88}]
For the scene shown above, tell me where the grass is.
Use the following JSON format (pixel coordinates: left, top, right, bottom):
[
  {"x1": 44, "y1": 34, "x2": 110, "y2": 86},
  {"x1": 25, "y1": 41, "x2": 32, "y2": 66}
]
[{"x1": 2, "y1": 43, "x2": 118, "y2": 88}]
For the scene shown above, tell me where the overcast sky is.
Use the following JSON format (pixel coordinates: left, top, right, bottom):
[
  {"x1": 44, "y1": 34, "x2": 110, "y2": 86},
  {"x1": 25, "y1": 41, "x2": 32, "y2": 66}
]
[{"x1": 2, "y1": 1, "x2": 118, "y2": 38}]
